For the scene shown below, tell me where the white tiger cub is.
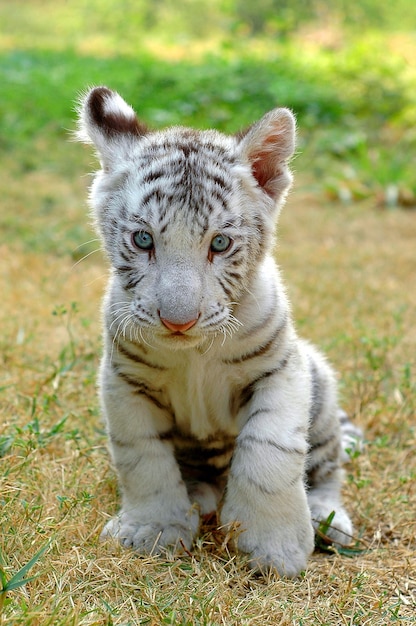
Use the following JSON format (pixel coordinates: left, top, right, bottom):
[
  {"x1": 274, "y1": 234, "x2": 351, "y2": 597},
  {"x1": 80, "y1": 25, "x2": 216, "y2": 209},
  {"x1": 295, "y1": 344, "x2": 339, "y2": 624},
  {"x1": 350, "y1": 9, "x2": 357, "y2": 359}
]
[{"x1": 77, "y1": 86, "x2": 361, "y2": 577}]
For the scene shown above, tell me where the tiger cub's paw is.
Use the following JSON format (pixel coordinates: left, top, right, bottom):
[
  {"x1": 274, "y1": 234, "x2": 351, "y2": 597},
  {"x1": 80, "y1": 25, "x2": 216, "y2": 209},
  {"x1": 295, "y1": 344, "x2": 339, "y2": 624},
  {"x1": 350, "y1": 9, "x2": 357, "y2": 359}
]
[
  {"x1": 101, "y1": 508, "x2": 200, "y2": 554},
  {"x1": 237, "y1": 522, "x2": 315, "y2": 578},
  {"x1": 309, "y1": 501, "x2": 354, "y2": 545}
]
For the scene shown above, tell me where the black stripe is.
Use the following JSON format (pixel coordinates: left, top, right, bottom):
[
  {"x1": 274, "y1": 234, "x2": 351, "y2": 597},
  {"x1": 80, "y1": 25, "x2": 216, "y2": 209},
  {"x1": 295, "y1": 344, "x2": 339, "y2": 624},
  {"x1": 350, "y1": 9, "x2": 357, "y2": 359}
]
[
  {"x1": 115, "y1": 370, "x2": 156, "y2": 392},
  {"x1": 241, "y1": 362, "x2": 290, "y2": 405},
  {"x1": 202, "y1": 306, "x2": 224, "y2": 325},
  {"x1": 232, "y1": 350, "x2": 292, "y2": 412},
  {"x1": 157, "y1": 203, "x2": 171, "y2": 224},
  {"x1": 246, "y1": 407, "x2": 275, "y2": 421},
  {"x1": 115, "y1": 265, "x2": 133, "y2": 274},
  {"x1": 307, "y1": 434, "x2": 340, "y2": 485},
  {"x1": 240, "y1": 290, "x2": 280, "y2": 339},
  {"x1": 161, "y1": 428, "x2": 235, "y2": 448},
  {"x1": 229, "y1": 469, "x2": 278, "y2": 496},
  {"x1": 115, "y1": 341, "x2": 166, "y2": 371},
  {"x1": 308, "y1": 356, "x2": 325, "y2": 424},
  {"x1": 224, "y1": 270, "x2": 243, "y2": 284},
  {"x1": 309, "y1": 432, "x2": 338, "y2": 454},
  {"x1": 109, "y1": 433, "x2": 136, "y2": 448},
  {"x1": 141, "y1": 188, "x2": 163, "y2": 206},
  {"x1": 307, "y1": 459, "x2": 339, "y2": 487},
  {"x1": 209, "y1": 187, "x2": 230, "y2": 209},
  {"x1": 217, "y1": 277, "x2": 233, "y2": 299},
  {"x1": 231, "y1": 383, "x2": 255, "y2": 413},
  {"x1": 115, "y1": 370, "x2": 168, "y2": 411},
  {"x1": 116, "y1": 457, "x2": 142, "y2": 472},
  {"x1": 175, "y1": 442, "x2": 234, "y2": 464},
  {"x1": 169, "y1": 432, "x2": 235, "y2": 482},
  {"x1": 125, "y1": 274, "x2": 145, "y2": 291},
  {"x1": 225, "y1": 245, "x2": 243, "y2": 260},
  {"x1": 142, "y1": 169, "x2": 165, "y2": 183},
  {"x1": 178, "y1": 461, "x2": 230, "y2": 482},
  {"x1": 120, "y1": 250, "x2": 133, "y2": 263},
  {"x1": 223, "y1": 317, "x2": 287, "y2": 365},
  {"x1": 209, "y1": 173, "x2": 232, "y2": 191},
  {"x1": 237, "y1": 434, "x2": 305, "y2": 456},
  {"x1": 110, "y1": 432, "x2": 163, "y2": 446}
]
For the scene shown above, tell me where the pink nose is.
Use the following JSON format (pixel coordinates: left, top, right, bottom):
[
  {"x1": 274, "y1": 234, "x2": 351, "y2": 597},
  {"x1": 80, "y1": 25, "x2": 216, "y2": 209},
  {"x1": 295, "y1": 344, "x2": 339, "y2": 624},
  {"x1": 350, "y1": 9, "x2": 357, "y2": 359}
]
[{"x1": 160, "y1": 317, "x2": 198, "y2": 333}]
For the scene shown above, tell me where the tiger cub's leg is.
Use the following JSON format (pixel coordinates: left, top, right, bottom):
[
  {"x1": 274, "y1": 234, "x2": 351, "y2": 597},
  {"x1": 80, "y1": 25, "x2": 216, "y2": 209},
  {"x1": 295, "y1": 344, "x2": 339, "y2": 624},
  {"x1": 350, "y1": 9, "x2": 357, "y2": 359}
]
[
  {"x1": 221, "y1": 347, "x2": 315, "y2": 577},
  {"x1": 100, "y1": 364, "x2": 199, "y2": 553},
  {"x1": 186, "y1": 482, "x2": 224, "y2": 516},
  {"x1": 304, "y1": 343, "x2": 354, "y2": 544}
]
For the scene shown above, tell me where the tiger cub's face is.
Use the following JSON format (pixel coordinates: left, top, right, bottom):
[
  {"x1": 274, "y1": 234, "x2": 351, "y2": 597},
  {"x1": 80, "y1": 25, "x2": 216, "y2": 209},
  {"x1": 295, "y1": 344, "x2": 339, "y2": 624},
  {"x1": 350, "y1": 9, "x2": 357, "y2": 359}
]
[{"x1": 77, "y1": 87, "x2": 295, "y2": 349}]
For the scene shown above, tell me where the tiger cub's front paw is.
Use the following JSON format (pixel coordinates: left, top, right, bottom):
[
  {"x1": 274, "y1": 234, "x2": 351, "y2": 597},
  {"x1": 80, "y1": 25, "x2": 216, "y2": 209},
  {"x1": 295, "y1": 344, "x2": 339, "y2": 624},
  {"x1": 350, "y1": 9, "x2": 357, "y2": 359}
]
[
  {"x1": 239, "y1": 522, "x2": 315, "y2": 578},
  {"x1": 222, "y1": 502, "x2": 315, "y2": 577},
  {"x1": 101, "y1": 508, "x2": 200, "y2": 554}
]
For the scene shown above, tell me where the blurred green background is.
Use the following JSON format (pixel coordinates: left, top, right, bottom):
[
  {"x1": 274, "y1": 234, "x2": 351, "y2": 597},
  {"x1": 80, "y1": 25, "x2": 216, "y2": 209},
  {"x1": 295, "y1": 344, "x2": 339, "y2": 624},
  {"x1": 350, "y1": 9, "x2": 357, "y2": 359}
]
[{"x1": 1, "y1": 0, "x2": 415, "y2": 224}]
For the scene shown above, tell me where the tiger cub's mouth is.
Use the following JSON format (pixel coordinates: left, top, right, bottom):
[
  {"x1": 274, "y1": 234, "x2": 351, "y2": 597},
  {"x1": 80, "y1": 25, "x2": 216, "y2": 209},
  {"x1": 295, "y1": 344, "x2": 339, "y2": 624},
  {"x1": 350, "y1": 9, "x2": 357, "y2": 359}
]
[{"x1": 160, "y1": 326, "x2": 205, "y2": 349}]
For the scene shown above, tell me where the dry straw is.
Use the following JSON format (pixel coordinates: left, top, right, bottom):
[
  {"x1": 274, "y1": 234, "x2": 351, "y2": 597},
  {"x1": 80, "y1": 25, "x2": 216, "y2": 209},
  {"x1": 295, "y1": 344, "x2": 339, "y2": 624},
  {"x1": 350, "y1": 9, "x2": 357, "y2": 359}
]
[{"x1": 1, "y1": 161, "x2": 415, "y2": 623}]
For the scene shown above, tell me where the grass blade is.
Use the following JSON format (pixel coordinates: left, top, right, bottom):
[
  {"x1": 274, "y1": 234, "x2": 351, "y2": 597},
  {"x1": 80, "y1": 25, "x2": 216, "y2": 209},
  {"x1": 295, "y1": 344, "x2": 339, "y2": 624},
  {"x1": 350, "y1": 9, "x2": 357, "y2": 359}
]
[
  {"x1": 4, "y1": 576, "x2": 38, "y2": 592},
  {"x1": 5, "y1": 541, "x2": 51, "y2": 590},
  {"x1": 0, "y1": 568, "x2": 7, "y2": 592}
]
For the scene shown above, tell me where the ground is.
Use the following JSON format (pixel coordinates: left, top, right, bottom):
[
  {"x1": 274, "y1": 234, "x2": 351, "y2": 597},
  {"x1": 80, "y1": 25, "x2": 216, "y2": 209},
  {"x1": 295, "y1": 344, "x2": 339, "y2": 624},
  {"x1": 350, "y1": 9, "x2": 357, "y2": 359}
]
[{"x1": 1, "y1": 162, "x2": 415, "y2": 622}]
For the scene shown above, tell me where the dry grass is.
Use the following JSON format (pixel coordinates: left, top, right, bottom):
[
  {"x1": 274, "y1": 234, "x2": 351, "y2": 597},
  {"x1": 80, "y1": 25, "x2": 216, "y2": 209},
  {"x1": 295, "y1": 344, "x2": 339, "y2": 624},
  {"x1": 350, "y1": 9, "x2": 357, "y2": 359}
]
[{"x1": 1, "y1": 138, "x2": 415, "y2": 624}]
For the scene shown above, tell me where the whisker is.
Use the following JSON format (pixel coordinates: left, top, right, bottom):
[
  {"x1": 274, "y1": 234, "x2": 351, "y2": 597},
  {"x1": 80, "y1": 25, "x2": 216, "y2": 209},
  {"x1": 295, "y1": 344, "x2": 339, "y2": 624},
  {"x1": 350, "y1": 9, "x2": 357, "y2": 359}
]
[
  {"x1": 74, "y1": 238, "x2": 102, "y2": 249},
  {"x1": 109, "y1": 310, "x2": 130, "y2": 333},
  {"x1": 84, "y1": 273, "x2": 109, "y2": 287},
  {"x1": 71, "y1": 246, "x2": 102, "y2": 270},
  {"x1": 200, "y1": 335, "x2": 215, "y2": 356},
  {"x1": 218, "y1": 324, "x2": 228, "y2": 346},
  {"x1": 121, "y1": 315, "x2": 131, "y2": 338},
  {"x1": 109, "y1": 317, "x2": 126, "y2": 363},
  {"x1": 228, "y1": 314, "x2": 244, "y2": 330},
  {"x1": 108, "y1": 301, "x2": 132, "y2": 311},
  {"x1": 139, "y1": 327, "x2": 156, "y2": 349},
  {"x1": 139, "y1": 326, "x2": 156, "y2": 349},
  {"x1": 244, "y1": 287, "x2": 261, "y2": 311}
]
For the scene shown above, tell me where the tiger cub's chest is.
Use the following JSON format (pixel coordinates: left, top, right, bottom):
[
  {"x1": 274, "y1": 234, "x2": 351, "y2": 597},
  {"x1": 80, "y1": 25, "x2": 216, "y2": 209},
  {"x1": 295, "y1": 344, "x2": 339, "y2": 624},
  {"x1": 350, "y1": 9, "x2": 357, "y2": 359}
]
[{"x1": 163, "y1": 350, "x2": 240, "y2": 441}]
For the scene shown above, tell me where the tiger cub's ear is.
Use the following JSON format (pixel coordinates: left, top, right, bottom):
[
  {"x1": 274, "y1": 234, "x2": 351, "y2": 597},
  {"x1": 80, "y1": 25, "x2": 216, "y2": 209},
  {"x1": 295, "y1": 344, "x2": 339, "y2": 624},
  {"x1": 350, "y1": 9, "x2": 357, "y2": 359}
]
[
  {"x1": 238, "y1": 108, "x2": 296, "y2": 201},
  {"x1": 76, "y1": 86, "x2": 148, "y2": 168}
]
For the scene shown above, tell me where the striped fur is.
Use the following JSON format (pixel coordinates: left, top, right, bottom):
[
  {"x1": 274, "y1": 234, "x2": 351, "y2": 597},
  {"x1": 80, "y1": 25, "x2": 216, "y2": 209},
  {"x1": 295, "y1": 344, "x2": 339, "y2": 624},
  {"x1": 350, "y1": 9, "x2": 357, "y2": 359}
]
[{"x1": 77, "y1": 87, "x2": 362, "y2": 577}]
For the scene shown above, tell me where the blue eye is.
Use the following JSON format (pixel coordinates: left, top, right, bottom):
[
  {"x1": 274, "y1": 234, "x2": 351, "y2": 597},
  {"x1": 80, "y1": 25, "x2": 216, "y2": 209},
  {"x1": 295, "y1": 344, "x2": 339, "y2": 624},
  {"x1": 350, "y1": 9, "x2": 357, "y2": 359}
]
[
  {"x1": 132, "y1": 231, "x2": 154, "y2": 251},
  {"x1": 210, "y1": 234, "x2": 232, "y2": 254}
]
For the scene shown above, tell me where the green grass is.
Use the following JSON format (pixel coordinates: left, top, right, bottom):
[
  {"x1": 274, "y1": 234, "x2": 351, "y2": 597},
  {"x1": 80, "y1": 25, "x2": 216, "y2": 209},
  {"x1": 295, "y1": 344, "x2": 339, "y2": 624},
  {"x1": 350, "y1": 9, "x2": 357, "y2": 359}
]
[
  {"x1": 0, "y1": 542, "x2": 51, "y2": 614},
  {"x1": 1, "y1": 12, "x2": 415, "y2": 194},
  {"x1": 1, "y1": 1, "x2": 416, "y2": 623}
]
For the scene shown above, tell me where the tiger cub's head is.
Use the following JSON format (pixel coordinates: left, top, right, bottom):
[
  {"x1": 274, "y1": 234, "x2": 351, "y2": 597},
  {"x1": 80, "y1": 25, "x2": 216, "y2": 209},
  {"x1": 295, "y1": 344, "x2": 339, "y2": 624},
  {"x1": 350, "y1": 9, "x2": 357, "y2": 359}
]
[{"x1": 77, "y1": 87, "x2": 295, "y2": 349}]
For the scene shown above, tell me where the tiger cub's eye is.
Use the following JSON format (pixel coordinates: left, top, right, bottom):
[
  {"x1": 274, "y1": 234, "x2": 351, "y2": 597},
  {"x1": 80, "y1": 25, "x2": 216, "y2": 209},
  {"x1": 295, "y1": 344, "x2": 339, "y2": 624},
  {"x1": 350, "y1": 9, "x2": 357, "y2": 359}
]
[
  {"x1": 210, "y1": 234, "x2": 232, "y2": 254},
  {"x1": 132, "y1": 231, "x2": 154, "y2": 251}
]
